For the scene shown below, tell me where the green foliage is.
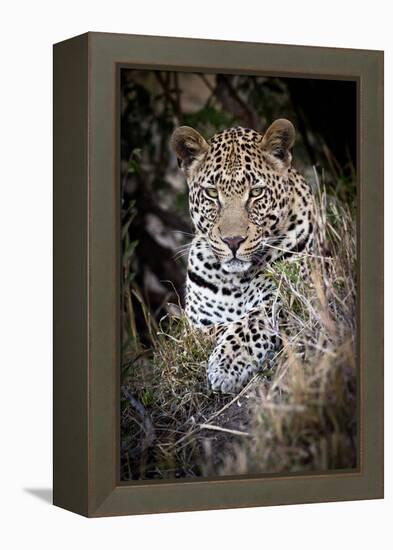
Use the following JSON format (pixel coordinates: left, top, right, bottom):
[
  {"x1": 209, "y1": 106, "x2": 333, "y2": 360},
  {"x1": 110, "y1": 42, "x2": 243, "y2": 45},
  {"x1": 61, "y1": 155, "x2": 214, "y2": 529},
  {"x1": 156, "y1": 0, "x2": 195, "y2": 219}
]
[
  {"x1": 334, "y1": 174, "x2": 357, "y2": 207},
  {"x1": 127, "y1": 148, "x2": 142, "y2": 175}
]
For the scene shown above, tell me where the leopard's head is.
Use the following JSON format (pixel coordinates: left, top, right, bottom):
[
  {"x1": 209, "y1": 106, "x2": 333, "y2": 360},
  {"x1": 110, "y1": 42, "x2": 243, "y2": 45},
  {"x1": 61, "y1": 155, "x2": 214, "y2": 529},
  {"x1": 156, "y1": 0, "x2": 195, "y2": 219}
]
[{"x1": 171, "y1": 120, "x2": 295, "y2": 273}]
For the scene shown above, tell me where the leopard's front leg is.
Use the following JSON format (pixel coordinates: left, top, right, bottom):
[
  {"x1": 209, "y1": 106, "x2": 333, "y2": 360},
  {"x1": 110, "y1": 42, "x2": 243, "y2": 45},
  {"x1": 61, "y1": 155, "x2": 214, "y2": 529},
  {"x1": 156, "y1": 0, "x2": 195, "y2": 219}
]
[{"x1": 207, "y1": 312, "x2": 279, "y2": 394}]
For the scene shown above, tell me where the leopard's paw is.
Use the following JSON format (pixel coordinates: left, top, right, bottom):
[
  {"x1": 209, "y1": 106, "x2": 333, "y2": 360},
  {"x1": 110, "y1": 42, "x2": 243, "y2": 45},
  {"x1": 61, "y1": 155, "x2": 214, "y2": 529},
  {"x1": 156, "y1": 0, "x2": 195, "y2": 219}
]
[
  {"x1": 207, "y1": 362, "x2": 240, "y2": 394},
  {"x1": 207, "y1": 347, "x2": 258, "y2": 394}
]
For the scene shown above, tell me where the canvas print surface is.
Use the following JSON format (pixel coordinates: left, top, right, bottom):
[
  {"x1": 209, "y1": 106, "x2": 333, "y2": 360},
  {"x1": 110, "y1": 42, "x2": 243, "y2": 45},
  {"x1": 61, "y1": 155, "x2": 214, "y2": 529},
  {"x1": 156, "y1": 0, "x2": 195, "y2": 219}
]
[{"x1": 120, "y1": 69, "x2": 357, "y2": 481}]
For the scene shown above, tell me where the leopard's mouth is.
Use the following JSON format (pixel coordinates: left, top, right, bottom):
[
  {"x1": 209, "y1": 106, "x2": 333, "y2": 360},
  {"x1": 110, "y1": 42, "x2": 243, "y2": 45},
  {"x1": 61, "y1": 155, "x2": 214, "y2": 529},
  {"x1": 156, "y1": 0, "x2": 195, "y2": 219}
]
[{"x1": 222, "y1": 258, "x2": 252, "y2": 274}]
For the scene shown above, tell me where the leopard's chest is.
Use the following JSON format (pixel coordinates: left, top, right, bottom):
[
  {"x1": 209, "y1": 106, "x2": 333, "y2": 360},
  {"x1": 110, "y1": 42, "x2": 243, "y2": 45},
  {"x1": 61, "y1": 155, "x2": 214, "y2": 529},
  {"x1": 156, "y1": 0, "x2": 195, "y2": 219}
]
[{"x1": 185, "y1": 239, "x2": 275, "y2": 328}]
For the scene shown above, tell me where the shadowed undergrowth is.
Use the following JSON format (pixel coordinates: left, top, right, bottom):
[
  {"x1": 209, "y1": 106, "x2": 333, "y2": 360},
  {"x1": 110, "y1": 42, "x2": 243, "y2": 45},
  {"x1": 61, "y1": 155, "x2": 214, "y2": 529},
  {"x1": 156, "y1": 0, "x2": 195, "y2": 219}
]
[{"x1": 121, "y1": 180, "x2": 357, "y2": 481}]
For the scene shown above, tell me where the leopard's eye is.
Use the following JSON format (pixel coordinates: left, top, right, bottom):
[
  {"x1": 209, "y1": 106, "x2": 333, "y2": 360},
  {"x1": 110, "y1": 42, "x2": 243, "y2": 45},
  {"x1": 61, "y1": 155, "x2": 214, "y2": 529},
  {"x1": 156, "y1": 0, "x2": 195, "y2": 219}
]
[
  {"x1": 205, "y1": 187, "x2": 218, "y2": 199},
  {"x1": 250, "y1": 187, "x2": 264, "y2": 198}
]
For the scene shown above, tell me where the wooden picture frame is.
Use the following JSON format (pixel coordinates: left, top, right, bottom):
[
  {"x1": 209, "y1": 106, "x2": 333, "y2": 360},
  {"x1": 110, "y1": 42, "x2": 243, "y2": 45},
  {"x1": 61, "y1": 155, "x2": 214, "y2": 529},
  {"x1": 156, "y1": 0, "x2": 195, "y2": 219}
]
[{"x1": 53, "y1": 32, "x2": 384, "y2": 517}]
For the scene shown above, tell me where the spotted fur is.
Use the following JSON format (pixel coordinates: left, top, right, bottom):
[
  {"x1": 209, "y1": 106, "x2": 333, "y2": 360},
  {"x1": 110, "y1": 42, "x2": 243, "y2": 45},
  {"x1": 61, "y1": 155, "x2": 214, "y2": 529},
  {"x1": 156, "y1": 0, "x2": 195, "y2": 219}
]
[{"x1": 171, "y1": 120, "x2": 315, "y2": 393}]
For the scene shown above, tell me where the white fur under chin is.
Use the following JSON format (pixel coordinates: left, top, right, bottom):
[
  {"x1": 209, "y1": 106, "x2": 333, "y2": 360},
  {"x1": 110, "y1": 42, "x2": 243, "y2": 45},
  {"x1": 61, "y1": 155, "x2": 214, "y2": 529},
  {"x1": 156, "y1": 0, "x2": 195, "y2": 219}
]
[{"x1": 222, "y1": 259, "x2": 253, "y2": 273}]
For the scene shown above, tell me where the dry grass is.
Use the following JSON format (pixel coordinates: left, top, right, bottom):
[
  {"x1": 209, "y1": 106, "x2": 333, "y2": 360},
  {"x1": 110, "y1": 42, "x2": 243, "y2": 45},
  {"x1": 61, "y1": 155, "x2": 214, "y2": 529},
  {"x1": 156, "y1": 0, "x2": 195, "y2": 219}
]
[{"x1": 121, "y1": 176, "x2": 357, "y2": 480}]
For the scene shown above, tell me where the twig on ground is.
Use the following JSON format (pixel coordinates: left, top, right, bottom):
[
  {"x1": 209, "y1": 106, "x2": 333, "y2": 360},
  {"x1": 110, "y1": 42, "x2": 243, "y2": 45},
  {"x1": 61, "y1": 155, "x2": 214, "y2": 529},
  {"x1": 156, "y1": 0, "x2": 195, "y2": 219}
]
[{"x1": 199, "y1": 424, "x2": 251, "y2": 437}]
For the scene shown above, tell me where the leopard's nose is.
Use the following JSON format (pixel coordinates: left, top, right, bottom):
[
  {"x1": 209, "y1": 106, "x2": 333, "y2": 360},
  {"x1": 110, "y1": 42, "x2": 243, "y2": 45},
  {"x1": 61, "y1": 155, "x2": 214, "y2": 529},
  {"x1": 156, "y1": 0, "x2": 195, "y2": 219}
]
[{"x1": 221, "y1": 235, "x2": 246, "y2": 254}]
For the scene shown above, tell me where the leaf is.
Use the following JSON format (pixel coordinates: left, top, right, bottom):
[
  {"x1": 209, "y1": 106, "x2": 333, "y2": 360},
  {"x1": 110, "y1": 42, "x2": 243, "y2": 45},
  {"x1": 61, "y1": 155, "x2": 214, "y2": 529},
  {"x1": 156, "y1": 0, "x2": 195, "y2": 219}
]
[{"x1": 123, "y1": 239, "x2": 139, "y2": 264}]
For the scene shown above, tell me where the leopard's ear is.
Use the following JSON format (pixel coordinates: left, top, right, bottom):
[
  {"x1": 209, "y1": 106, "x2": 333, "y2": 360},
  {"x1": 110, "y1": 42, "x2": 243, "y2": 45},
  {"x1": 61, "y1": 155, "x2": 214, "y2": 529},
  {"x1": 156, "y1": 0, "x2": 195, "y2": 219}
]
[
  {"x1": 261, "y1": 119, "x2": 295, "y2": 167},
  {"x1": 171, "y1": 126, "x2": 209, "y2": 174}
]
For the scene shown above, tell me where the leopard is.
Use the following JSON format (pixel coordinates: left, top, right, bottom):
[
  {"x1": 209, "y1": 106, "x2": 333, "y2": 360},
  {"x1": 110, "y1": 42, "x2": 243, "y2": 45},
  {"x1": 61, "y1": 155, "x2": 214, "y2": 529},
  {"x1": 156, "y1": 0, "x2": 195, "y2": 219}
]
[{"x1": 170, "y1": 119, "x2": 316, "y2": 394}]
